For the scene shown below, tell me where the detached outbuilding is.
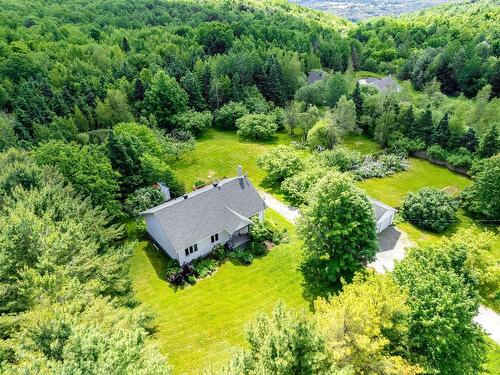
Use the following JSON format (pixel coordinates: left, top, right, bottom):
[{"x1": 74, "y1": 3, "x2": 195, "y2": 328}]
[
  {"x1": 370, "y1": 198, "x2": 397, "y2": 234},
  {"x1": 141, "y1": 167, "x2": 266, "y2": 265}
]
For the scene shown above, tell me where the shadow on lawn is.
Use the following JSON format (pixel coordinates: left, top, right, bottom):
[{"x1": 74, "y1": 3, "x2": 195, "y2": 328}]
[
  {"x1": 299, "y1": 256, "x2": 343, "y2": 310},
  {"x1": 143, "y1": 242, "x2": 170, "y2": 281}
]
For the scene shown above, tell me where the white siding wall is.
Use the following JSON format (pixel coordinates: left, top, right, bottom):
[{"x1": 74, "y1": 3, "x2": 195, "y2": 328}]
[
  {"x1": 377, "y1": 211, "x2": 395, "y2": 233},
  {"x1": 177, "y1": 230, "x2": 231, "y2": 265},
  {"x1": 144, "y1": 215, "x2": 177, "y2": 260}
]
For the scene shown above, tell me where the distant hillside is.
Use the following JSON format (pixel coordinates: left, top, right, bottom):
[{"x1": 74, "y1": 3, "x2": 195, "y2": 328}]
[{"x1": 290, "y1": 0, "x2": 454, "y2": 21}]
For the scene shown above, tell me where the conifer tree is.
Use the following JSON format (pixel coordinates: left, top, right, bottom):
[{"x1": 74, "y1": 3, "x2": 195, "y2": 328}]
[
  {"x1": 460, "y1": 127, "x2": 479, "y2": 152},
  {"x1": 352, "y1": 81, "x2": 363, "y2": 119},
  {"x1": 416, "y1": 104, "x2": 433, "y2": 145},
  {"x1": 432, "y1": 112, "x2": 450, "y2": 148}
]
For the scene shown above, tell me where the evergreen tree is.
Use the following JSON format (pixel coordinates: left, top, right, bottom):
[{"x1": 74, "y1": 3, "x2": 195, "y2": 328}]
[
  {"x1": 460, "y1": 128, "x2": 479, "y2": 152},
  {"x1": 352, "y1": 81, "x2": 363, "y2": 120},
  {"x1": 478, "y1": 124, "x2": 499, "y2": 158},
  {"x1": 259, "y1": 55, "x2": 286, "y2": 106},
  {"x1": 400, "y1": 105, "x2": 416, "y2": 138},
  {"x1": 120, "y1": 36, "x2": 130, "y2": 52},
  {"x1": 416, "y1": 104, "x2": 433, "y2": 145},
  {"x1": 432, "y1": 112, "x2": 450, "y2": 148}
]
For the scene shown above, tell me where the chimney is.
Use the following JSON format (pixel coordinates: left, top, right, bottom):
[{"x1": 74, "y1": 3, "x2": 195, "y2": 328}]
[
  {"x1": 237, "y1": 165, "x2": 243, "y2": 178},
  {"x1": 158, "y1": 182, "x2": 171, "y2": 201}
]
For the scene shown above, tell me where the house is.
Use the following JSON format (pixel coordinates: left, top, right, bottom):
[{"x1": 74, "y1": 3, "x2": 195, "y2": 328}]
[
  {"x1": 357, "y1": 76, "x2": 401, "y2": 93},
  {"x1": 370, "y1": 198, "x2": 397, "y2": 233},
  {"x1": 307, "y1": 69, "x2": 326, "y2": 84},
  {"x1": 141, "y1": 167, "x2": 266, "y2": 265}
]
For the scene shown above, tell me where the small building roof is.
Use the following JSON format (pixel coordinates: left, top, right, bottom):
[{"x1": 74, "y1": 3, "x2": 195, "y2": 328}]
[
  {"x1": 307, "y1": 70, "x2": 326, "y2": 84},
  {"x1": 369, "y1": 198, "x2": 396, "y2": 221},
  {"x1": 371, "y1": 76, "x2": 399, "y2": 92},
  {"x1": 141, "y1": 176, "x2": 266, "y2": 252}
]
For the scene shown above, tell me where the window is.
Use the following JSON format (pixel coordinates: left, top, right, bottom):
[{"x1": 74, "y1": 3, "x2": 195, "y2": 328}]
[
  {"x1": 211, "y1": 233, "x2": 219, "y2": 243},
  {"x1": 185, "y1": 243, "x2": 199, "y2": 256}
]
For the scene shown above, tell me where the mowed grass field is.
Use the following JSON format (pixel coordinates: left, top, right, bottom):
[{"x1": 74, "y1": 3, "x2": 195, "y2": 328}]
[
  {"x1": 172, "y1": 129, "x2": 295, "y2": 190},
  {"x1": 131, "y1": 128, "x2": 499, "y2": 373},
  {"x1": 130, "y1": 210, "x2": 307, "y2": 374}
]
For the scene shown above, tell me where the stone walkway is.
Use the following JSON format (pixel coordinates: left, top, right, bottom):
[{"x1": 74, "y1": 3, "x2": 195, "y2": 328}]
[{"x1": 259, "y1": 191, "x2": 500, "y2": 345}]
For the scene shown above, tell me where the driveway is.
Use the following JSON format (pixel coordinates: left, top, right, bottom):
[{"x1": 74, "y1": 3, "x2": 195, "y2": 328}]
[{"x1": 259, "y1": 191, "x2": 500, "y2": 345}]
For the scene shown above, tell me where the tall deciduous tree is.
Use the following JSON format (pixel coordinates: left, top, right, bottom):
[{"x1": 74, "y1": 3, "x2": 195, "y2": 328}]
[
  {"x1": 325, "y1": 74, "x2": 348, "y2": 108},
  {"x1": 298, "y1": 172, "x2": 378, "y2": 289},
  {"x1": 143, "y1": 70, "x2": 188, "y2": 129},
  {"x1": 315, "y1": 272, "x2": 420, "y2": 375},
  {"x1": 478, "y1": 124, "x2": 499, "y2": 158},
  {"x1": 393, "y1": 241, "x2": 486, "y2": 374}
]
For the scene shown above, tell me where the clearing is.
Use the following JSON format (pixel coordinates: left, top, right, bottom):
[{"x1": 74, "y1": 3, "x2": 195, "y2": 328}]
[{"x1": 130, "y1": 210, "x2": 306, "y2": 374}]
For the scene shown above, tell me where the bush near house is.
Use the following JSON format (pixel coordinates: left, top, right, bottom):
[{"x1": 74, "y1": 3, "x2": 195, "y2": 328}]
[
  {"x1": 401, "y1": 187, "x2": 459, "y2": 232},
  {"x1": 163, "y1": 217, "x2": 287, "y2": 286}
]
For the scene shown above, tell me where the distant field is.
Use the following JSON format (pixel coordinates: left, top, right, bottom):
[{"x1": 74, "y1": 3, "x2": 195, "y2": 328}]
[{"x1": 130, "y1": 209, "x2": 306, "y2": 374}]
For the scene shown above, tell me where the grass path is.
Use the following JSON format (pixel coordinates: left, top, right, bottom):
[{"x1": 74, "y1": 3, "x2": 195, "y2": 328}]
[{"x1": 130, "y1": 210, "x2": 307, "y2": 374}]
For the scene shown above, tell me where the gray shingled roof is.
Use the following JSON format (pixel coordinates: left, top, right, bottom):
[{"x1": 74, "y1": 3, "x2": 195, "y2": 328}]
[
  {"x1": 307, "y1": 70, "x2": 326, "y2": 84},
  {"x1": 141, "y1": 176, "x2": 266, "y2": 252},
  {"x1": 370, "y1": 76, "x2": 399, "y2": 92}
]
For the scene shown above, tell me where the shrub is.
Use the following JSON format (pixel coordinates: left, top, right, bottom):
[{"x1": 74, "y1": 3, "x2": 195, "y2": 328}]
[
  {"x1": 401, "y1": 188, "x2": 459, "y2": 232},
  {"x1": 461, "y1": 154, "x2": 500, "y2": 220},
  {"x1": 426, "y1": 144, "x2": 448, "y2": 160},
  {"x1": 124, "y1": 187, "x2": 165, "y2": 216},
  {"x1": 211, "y1": 244, "x2": 229, "y2": 261},
  {"x1": 229, "y1": 249, "x2": 254, "y2": 265},
  {"x1": 194, "y1": 179, "x2": 206, "y2": 189},
  {"x1": 172, "y1": 110, "x2": 212, "y2": 135},
  {"x1": 247, "y1": 241, "x2": 267, "y2": 257},
  {"x1": 213, "y1": 101, "x2": 249, "y2": 129},
  {"x1": 388, "y1": 136, "x2": 425, "y2": 156},
  {"x1": 249, "y1": 217, "x2": 273, "y2": 243},
  {"x1": 315, "y1": 146, "x2": 363, "y2": 172},
  {"x1": 354, "y1": 154, "x2": 408, "y2": 180},
  {"x1": 193, "y1": 258, "x2": 218, "y2": 278},
  {"x1": 377, "y1": 154, "x2": 409, "y2": 174},
  {"x1": 446, "y1": 147, "x2": 474, "y2": 169},
  {"x1": 256, "y1": 145, "x2": 304, "y2": 184},
  {"x1": 236, "y1": 113, "x2": 278, "y2": 140}
]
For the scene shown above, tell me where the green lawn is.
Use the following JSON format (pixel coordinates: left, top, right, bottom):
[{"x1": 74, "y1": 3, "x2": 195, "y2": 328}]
[
  {"x1": 130, "y1": 210, "x2": 307, "y2": 374},
  {"x1": 485, "y1": 337, "x2": 500, "y2": 374},
  {"x1": 343, "y1": 133, "x2": 382, "y2": 155},
  {"x1": 172, "y1": 129, "x2": 295, "y2": 190}
]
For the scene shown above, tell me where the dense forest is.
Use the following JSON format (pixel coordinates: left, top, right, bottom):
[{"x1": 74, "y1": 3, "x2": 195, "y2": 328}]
[
  {"x1": 0, "y1": 0, "x2": 498, "y2": 374},
  {"x1": 353, "y1": 0, "x2": 499, "y2": 97}
]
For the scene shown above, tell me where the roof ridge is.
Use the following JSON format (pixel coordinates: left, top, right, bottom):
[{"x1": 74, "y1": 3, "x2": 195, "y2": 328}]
[{"x1": 141, "y1": 176, "x2": 240, "y2": 215}]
